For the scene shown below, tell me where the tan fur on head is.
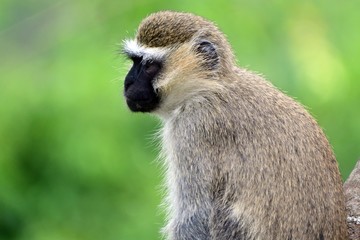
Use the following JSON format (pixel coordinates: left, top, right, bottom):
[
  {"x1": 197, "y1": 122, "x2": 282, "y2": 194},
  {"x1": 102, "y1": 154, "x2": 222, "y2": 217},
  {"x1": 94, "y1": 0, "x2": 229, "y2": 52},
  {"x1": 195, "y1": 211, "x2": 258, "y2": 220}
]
[
  {"x1": 131, "y1": 11, "x2": 235, "y2": 71},
  {"x1": 137, "y1": 11, "x2": 217, "y2": 48}
]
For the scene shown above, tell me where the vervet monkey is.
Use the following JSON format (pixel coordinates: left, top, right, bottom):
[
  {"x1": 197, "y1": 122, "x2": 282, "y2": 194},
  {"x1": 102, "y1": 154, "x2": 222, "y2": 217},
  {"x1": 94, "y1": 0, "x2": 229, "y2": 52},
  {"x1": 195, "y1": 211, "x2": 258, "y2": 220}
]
[{"x1": 122, "y1": 11, "x2": 348, "y2": 239}]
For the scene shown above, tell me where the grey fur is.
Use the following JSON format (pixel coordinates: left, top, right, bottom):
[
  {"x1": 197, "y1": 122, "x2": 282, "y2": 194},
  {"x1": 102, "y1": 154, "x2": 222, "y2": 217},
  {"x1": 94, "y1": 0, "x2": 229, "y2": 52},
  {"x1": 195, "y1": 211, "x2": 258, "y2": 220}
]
[
  {"x1": 344, "y1": 160, "x2": 360, "y2": 239},
  {"x1": 159, "y1": 69, "x2": 347, "y2": 239}
]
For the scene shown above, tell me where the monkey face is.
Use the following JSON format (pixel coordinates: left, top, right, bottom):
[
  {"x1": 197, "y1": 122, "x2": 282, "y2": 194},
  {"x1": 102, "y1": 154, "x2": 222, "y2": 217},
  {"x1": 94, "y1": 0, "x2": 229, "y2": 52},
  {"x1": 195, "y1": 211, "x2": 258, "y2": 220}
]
[
  {"x1": 122, "y1": 11, "x2": 228, "y2": 115},
  {"x1": 122, "y1": 38, "x2": 222, "y2": 115},
  {"x1": 123, "y1": 55, "x2": 162, "y2": 112}
]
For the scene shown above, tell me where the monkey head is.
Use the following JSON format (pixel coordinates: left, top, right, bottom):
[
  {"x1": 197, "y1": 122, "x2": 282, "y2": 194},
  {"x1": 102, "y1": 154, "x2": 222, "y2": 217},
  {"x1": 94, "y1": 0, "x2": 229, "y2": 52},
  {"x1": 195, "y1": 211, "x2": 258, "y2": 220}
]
[{"x1": 122, "y1": 11, "x2": 235, "y2": 115}]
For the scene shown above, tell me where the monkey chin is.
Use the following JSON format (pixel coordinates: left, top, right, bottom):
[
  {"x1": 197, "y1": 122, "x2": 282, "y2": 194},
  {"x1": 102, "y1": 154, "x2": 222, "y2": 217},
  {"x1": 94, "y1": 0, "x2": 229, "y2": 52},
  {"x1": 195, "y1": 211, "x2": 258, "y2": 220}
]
[{"x1": 125, "y1": 97, "x2": 159, "y2": 113}]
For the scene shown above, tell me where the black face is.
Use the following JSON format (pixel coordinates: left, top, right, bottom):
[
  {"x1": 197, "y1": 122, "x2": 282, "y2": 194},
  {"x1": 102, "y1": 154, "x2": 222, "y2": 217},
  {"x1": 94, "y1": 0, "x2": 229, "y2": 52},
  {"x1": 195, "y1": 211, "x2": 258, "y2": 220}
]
[{"x1": 124, "y1": 56, "x2": 162, "y2": 112}]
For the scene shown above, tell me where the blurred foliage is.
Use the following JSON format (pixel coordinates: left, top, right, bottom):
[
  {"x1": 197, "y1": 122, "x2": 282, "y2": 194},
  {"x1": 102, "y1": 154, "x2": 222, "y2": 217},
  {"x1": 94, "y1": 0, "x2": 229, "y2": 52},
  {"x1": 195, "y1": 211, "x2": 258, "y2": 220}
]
[{"x1": 0, "y1": 0, "x2": 359, "y2": 239}]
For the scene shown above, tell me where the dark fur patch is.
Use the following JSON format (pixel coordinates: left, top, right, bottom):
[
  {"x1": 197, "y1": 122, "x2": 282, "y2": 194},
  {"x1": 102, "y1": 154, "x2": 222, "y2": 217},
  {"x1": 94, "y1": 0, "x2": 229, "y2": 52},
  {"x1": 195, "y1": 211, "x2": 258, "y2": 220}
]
[
  {"x1": 196, "y1": 40, "x2": 219, "y2": 70},
  {"x1": 213, "y1": 215, "x2": 249, "y2": 240},
  {"x1": 173, "y1": 213, "x2": 211, "y2": 240}
]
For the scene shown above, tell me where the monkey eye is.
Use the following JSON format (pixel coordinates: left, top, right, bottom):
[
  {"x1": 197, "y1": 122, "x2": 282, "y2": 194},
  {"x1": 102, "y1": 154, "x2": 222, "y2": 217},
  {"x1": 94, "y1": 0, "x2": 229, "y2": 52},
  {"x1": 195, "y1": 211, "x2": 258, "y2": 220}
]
[
  {"x1": 144, "y1": 61, "x2": 161, "y2": 77},
  {"x1": 130, "y1": 56, "x2": 142, "y2": 64}
]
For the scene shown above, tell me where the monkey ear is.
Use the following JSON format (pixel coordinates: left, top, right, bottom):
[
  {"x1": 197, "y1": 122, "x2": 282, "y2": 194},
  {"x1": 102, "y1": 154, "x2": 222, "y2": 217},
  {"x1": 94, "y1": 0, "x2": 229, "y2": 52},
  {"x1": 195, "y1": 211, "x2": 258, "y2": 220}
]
[{"x1": 196, "y1": 40, "x2": 219, "y2": 69}]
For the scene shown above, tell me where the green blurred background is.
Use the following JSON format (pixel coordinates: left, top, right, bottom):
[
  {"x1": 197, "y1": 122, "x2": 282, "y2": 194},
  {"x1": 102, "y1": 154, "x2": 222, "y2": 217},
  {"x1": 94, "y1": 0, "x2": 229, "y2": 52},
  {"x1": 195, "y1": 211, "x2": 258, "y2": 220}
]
[{"x1": 0, "y1": 0, "x2": 359, "y2": 239}]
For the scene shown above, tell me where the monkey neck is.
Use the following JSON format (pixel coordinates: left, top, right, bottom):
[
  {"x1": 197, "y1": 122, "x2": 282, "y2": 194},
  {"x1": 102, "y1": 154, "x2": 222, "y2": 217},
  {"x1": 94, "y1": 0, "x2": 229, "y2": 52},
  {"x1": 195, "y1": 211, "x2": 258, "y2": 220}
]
[{"x1": 160, "y1": 112, "x2": 216, "y2": 219}]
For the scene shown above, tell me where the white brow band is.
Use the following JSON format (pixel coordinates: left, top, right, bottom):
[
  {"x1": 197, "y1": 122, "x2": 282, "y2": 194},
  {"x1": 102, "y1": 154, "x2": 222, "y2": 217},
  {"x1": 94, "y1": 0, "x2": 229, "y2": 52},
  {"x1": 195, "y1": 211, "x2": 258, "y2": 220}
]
[{"x1": 123, "y1": 39, "x2": 169, "y2": 61}]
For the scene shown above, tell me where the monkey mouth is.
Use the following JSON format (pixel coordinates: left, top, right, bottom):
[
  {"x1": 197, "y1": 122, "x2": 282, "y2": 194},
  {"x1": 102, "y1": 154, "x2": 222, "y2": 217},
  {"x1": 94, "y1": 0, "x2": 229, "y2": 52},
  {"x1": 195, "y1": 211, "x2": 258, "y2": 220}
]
[{"x1": 125, "y1": 97, "x2": 159, "y2": 112}]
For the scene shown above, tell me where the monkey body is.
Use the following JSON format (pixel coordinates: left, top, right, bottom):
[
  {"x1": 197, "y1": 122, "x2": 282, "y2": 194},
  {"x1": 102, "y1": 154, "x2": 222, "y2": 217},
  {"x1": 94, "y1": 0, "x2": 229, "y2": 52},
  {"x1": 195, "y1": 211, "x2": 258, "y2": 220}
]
[
  {"x1": 122, "y1": 11, "x2": 348, "y2": 239},
  {"x1": 160, "y1": 68, "x2": 346, "y2": 239}
]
